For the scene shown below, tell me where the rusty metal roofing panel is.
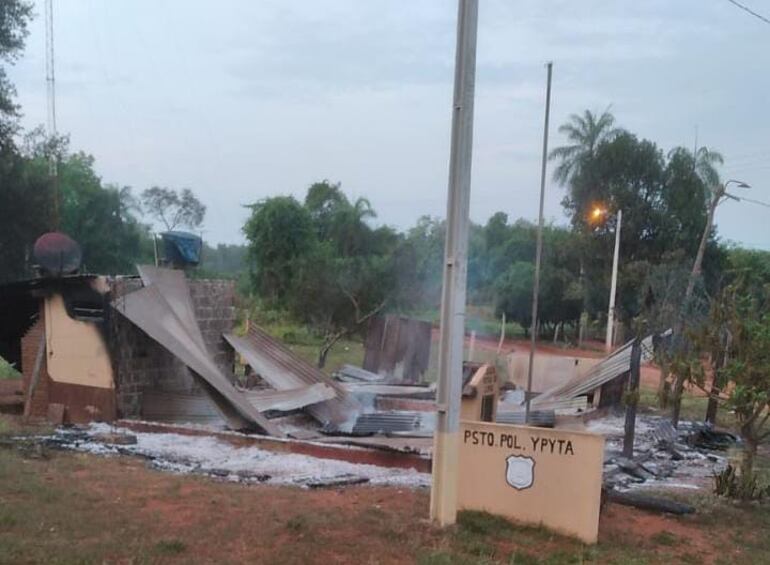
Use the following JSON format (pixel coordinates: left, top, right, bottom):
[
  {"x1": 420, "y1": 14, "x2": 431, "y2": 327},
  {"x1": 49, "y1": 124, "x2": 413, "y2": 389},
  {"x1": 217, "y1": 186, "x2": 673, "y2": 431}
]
[
  {"x1": 243, "y1": 383, "x2": 337, "y2": 413},
  {"x1": 224, "y1": 326, "x2": 359, "y2": 426},
  {"x1": 112, "y1": 284, "x2": 279, "y2": 436}
]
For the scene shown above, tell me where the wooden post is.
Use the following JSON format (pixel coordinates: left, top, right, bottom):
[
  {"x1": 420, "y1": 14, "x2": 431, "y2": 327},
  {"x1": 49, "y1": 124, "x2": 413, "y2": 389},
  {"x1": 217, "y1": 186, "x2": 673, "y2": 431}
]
[{"x1": 622, "y1": 337, "x2": 642, "y2": 458}]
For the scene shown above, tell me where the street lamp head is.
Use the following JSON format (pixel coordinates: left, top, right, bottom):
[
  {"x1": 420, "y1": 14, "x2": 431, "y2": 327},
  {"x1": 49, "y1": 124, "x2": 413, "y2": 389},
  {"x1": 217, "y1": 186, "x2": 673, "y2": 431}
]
[
  {"x1": 590, "y1": 206, "x2": 608, "y2": 222},
  {"x1": 725, "y1": 179, "x2": 751, "y2": 189}
]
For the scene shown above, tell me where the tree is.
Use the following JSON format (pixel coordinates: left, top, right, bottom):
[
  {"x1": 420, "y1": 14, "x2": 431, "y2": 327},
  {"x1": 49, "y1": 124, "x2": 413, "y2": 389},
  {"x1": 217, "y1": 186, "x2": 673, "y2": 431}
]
[
  {"x1": 141, "y1": 186, "x2": 206, "y2": 232},
  {"x1": 18, "y1": 131, "x2": 152, "y2": 274},
  {"x1": 549, "y1": 108, "x2": 621, "y2": 186},
  {"x1": 291, "y1": 245, "x2": 390, "y2": 368},
  {"x1": 0, "y1": 1, "x2": 42, "y2": 283},
  {"x1": 243, "y1": 196, "x2": 316, "y2": 305},
  {"x1": 548, "y1": 108, "x2": 622, "y2": 342},
  {"x1": 244, "y1": 183, "x2": 400, "y2": 367},
  {"x1": 0, "y1": 0, "x2": 32, "y2": 140},
  {"x1": 392, "y1": 216, "x2": 445, "y2": 310},
  {"x1": 691, "y1": 281, "x2": 770, "y2": 479}
]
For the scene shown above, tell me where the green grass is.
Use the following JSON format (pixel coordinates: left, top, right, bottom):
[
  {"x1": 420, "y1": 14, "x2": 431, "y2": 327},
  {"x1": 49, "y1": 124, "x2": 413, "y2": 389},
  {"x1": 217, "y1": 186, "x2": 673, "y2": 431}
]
[
  {"x1": 153, "y1": 539, "x2": 187, "y2": 555},
  {"x1": 0, "y1": 358, "x2": 20, "y2": 380},
  {"x1": 1, "y1": 447, "x2": 770, "y2": 564},
  {"x1": 638, "y1": 388, "x2": 739, "y2": 429}
]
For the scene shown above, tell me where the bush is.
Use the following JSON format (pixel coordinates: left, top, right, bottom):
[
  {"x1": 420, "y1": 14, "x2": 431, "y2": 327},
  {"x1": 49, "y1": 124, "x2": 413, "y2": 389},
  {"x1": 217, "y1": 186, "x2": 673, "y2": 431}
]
[{"x1": 714, "y1": 463, "x2": 770, "y2": 501}]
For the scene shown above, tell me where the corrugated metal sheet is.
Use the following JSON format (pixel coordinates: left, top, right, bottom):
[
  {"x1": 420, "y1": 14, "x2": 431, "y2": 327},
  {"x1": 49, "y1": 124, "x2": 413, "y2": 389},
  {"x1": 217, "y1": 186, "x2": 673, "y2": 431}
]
[
  {"x1": 137, "y1": 266, "x2": 207, "y2": 351},
  {"x1": 323, "y1": 411, "x2": 423, "y2": 436},
  {"x1": 533, "y1": 339, "x2": 635, "y2": 407},
  {"x1": 143, "y1": 384, "x2": 336, "y2": 422},
  {"x1": 243, "y1": 383, "x2": 336, "y2": 412},
  {"x1": 496, "y1": 410, "x2": 556, "y2": 427},
  {"x1": 340, "y1": 383, "x2": 435, "y2": 397},
  {"x1": 112, "y1": 273, "x2": 279, "y2": 436},
  {"x1": 224, "y1": 326, "x2": 359, "y2": 426},
  {"x1": 335, "y1": 364, "x2": 386, "y2": 383},
  {"x1": 363, "y1": 315, "x2": 432, "y2": 383}
]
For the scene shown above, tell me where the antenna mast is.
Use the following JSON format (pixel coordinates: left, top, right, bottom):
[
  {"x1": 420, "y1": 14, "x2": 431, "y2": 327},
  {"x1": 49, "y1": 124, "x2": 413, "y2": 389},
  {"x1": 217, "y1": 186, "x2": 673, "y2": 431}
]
[{"x1": 45, "y1": 0, "x2": 59, "y2": 227}]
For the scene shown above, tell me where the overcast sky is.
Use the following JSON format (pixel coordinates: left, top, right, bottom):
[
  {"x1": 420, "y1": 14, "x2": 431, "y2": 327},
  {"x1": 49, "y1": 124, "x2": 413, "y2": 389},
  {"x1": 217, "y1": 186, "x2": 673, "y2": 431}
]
[{"x1": 7, "y1": 1, "x2": 770, "y2": 248}]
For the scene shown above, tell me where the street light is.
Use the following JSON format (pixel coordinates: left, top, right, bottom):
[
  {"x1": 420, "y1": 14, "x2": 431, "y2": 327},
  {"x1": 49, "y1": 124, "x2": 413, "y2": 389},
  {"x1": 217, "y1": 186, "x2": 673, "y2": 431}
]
[{"x1": 590, "y1": 205, "x2": 622, "y2": 352}]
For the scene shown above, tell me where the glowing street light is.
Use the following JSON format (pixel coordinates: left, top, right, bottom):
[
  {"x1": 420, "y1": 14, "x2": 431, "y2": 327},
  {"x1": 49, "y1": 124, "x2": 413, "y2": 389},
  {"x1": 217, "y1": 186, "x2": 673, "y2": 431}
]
[
  {"x1": 589, "y1": 203, "x2": 621, "y2": 352},
  {"x1": 591, "y1": 206, "x2": 607, "y2": 222}
]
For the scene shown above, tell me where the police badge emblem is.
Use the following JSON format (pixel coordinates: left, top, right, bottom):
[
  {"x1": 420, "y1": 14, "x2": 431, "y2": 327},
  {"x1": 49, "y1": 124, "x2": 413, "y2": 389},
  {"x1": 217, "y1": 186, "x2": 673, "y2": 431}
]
[{"x1": 505, "y1": 455, "x2": 535, "y2": 490}]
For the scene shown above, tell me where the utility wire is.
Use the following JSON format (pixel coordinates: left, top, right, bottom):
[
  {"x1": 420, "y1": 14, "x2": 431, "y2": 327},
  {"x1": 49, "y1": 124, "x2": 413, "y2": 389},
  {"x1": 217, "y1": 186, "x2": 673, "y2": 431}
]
[
  {"x1": 739, "y1": 195, "x2": 770, "y2": 209},
  {"x1": 726, "y1": 0, "x2": 770, "y2": 25}
]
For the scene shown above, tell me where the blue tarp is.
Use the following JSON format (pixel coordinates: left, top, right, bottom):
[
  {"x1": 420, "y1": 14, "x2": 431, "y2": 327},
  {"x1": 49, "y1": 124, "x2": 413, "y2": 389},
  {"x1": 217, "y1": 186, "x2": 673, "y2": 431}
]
[{"x1": 160, "y1": 231, "x2": 202, "y2": 265}]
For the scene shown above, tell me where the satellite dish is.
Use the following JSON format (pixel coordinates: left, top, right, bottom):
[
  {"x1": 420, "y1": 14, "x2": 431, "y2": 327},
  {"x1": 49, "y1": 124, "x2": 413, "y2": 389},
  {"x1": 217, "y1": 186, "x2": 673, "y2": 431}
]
[{"x1": 33, "y1": 232, "x2": 82, "y2": 277}]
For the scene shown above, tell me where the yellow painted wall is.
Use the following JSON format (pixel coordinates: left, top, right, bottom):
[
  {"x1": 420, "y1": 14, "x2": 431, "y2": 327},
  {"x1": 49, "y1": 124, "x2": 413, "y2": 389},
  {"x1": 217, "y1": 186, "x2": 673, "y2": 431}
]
[
  {"x1": 45, "y1": 294, "x2": 114, "y2": 389},
  {"x1": 457, "y1": 421, "x2": 604, "y2": 543},
  {"x1": 507, "y1": 352, "x2": 600, "y2": 393}
]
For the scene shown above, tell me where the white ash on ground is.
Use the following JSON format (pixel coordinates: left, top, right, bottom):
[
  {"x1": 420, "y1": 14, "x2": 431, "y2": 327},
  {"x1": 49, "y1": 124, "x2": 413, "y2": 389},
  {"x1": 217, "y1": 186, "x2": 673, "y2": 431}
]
[
  {"x1": 46, "y1": 423, "x2": 431, "y2": 489},
  {"x1": 587, "y1": 414, "x2": 737, "y2": 492}
]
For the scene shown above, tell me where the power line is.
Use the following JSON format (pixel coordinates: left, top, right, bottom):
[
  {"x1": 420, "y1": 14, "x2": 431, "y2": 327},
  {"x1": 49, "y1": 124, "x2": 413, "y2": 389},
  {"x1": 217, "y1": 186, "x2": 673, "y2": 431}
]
[
  {"x1": 739, "y1": 195, "x2": 770, "y2": 209},
  {"x1": 726, "y1": 0, "x2": 770, "y2": 26}
]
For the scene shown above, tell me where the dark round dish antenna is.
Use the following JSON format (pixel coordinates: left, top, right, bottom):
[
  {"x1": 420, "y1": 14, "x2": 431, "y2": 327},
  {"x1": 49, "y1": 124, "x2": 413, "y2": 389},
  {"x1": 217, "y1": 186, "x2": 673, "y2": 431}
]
[{"x1": 33, "y1": 232, "x2": 82, "y2": 276}]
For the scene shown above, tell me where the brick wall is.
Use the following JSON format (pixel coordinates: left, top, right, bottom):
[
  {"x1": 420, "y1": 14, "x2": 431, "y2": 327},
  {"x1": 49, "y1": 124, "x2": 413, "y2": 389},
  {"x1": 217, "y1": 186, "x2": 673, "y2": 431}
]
[
  {"x1": 111, "y1": 277, "x2": 236, "y2": 418},
  {"x1": 189, "y1": 279, "x2": 236, "y2": 370},
  {"x1": 20, "y1": 307, "x2": 49, "y2": 419}
]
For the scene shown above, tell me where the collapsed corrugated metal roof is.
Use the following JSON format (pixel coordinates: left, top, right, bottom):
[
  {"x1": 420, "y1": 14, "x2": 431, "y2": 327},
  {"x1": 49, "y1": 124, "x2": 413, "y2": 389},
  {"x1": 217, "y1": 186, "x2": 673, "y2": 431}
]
[
  {"x1": 142, "y1": 384, "x2": 336, "y2": 425},
  {"x1": 112, "y1": 268, "x2": 279, "y2": 436},
  {"x1": 532, "y1": 339, "x2": 636, "y2": 407},
  {"x1": 224, "y1": 325, "x2": 360, "y2": 426}
]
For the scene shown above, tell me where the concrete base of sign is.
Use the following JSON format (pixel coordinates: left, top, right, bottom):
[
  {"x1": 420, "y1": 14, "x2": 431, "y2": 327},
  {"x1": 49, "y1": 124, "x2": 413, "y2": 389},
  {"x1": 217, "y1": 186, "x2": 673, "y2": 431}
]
[{"x1": 457, "y1": 420, "x2": 604, "y2": 544}]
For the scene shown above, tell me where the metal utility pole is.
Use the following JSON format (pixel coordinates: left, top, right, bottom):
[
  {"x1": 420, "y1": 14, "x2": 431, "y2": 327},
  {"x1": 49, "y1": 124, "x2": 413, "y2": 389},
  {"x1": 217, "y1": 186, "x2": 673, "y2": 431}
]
[
  {"x1": 45, "y1": 0, "x2": 59, "y2": 228},
  {"x1": 605, "y1": 209, "x2": 622, "y2": 352},
  {"x1": 524, "y1": 61, "x2": 553, "y2": 424},
  {"x1": 430, "y1": 0, "x2": 478, "y2": 528}
]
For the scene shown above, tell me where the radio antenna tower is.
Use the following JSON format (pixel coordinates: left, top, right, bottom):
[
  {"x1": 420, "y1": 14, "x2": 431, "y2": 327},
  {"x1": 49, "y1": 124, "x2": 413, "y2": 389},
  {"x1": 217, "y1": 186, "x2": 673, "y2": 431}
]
[{"x1": 45, "y1": 0, "x2": 59, "y2": 226}]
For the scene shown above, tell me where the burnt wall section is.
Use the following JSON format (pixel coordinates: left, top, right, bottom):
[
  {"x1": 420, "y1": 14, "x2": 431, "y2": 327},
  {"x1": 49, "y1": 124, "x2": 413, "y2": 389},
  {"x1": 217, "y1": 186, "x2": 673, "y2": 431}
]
[
  {"x1": 111, "y1": 277, "x2": 236, "y2": 418},
  {"x1": 21, "y1": 311, "x2": 49, "y2": 418}
]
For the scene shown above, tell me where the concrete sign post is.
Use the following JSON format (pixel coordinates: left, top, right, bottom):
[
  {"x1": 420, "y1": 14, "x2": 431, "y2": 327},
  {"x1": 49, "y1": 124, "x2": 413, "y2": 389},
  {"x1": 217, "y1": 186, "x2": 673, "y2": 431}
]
[{"x1": 430, "y1": 0, "x2": 479, "y2": 527}]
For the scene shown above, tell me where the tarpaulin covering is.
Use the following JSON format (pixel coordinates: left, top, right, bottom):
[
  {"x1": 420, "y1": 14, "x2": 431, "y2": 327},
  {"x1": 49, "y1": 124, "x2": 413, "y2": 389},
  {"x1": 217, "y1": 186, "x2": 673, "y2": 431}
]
[{"x1": 161, "y1": 231, "x2": 202, "y2": 265}]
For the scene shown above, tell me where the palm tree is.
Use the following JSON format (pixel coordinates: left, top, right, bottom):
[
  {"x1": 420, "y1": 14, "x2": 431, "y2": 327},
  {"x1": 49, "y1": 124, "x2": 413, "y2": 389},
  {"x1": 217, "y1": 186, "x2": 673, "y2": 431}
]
[
  {"x1": 549, "y1": 108, "x2": 622, "y2": 185},
  {"x1": 693, "y1": 146, "x2": 724, "y2": 192}
]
